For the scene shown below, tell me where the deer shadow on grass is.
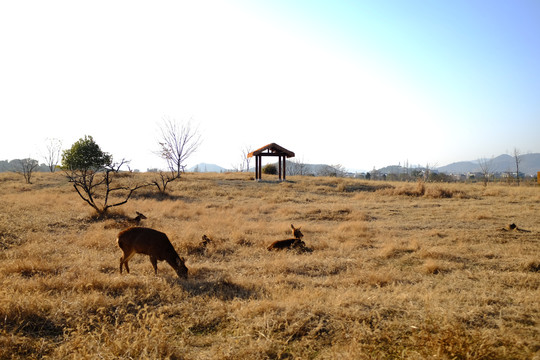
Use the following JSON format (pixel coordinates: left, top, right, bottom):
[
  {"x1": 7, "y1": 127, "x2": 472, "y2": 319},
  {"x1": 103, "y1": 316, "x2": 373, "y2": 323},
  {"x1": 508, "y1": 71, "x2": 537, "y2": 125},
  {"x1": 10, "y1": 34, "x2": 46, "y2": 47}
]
[
  {"x1": 3, "y1": 311, "x2": 64, "y2": 339},
  {"x1": 175, "y1": 266, "x2": 263, "y2": 300},
  {"x1": 131, "y1": 190, "x2": 195, "y2": 203},
  {"x1": 342, "y1": 183, "x2": 393, "y2": 192},
  {"x1": 178, "y1": 277, "x2": 261, "y2": 301}
]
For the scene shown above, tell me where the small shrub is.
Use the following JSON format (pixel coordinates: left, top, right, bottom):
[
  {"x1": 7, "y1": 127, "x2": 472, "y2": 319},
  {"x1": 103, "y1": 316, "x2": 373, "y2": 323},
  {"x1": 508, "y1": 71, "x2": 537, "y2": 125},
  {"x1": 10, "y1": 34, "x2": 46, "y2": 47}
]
[
  {"x1": 378, "y1": 180, "x2": 425, "y2": 196},
  {"x1": 262, "y1": 164, "x2": 278, "y2": 175},
  {"x1": 423, "y1": 259, "x2": 445, "y2": 274}
]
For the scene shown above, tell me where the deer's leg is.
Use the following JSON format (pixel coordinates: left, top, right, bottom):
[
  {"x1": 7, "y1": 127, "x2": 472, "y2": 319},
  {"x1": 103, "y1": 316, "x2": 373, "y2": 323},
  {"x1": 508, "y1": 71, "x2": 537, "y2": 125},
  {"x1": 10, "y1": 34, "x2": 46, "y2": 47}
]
[
  {"x1": 150, "y1": 256, "x2": 158, "y2": 274},
  {"x1": 120, "y1": 251, "x2": 135, "y2": 274}
]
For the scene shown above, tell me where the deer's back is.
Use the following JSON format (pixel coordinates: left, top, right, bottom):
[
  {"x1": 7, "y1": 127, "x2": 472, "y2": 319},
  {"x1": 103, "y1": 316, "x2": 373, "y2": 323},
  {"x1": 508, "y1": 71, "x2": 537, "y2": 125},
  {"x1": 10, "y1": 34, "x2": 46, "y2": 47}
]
[
  {"x1": 268, "y1": 238, "x2": 298, "y2": 250},
  {"x1": 118, "y1": 227, "x2": 177, "y2": 259}
]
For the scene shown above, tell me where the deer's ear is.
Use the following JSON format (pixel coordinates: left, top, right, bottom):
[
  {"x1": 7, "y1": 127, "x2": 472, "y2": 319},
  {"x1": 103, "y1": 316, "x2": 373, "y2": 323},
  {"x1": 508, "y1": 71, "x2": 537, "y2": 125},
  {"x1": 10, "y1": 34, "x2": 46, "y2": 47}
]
[{"x1": 291, "y1": 224, "x2": 295, "y2": 230}]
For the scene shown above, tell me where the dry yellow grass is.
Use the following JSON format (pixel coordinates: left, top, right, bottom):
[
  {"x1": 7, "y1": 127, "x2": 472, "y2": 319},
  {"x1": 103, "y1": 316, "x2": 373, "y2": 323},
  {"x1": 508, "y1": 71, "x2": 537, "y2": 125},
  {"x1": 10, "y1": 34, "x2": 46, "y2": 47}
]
[{"x1": 0, "y1": 172, "x2": 539, "y2": 359}]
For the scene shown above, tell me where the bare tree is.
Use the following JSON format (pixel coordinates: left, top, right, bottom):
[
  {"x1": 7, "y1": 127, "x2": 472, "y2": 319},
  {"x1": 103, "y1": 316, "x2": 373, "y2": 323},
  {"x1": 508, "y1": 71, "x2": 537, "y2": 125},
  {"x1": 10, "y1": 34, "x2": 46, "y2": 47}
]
[
  {"x1": 151, "y1": 171, "x2": 178, "y2": 195},
  {"x1": 241, "y1": 145, "x2": 253, "y2": 172},
  {"x1": 64, "y1": 159, "x2": 149, "y2": 216},
  {"x1": 478, "y1": 156, "x2": 494, "y2": 187},
  {"x1": 157, "y1": 118, "x2": 202, "y2": 178},
  {"x1": 370, "y1": 167, "x2": 381, "y2": 180},
  {"x1": 232, "y1": 145, "x2": 253, "y2": 172},
  {"x1": 513, "y1": 148, "x2": 522, "y2": 186},
  {"x1": 404, "y1": 159, "x2": 410, "y2": 176},
  {"x1": 43, "y1": 138, "x2": 62, "y2": 172},
  {"x1": 16, "y1": 158, "x2": 39, "y2": 184},
  {"x1": 318, "y1": 164, "x2": 346, "y2": 177},
  {"x1": 424, "y1": 163, "x2": 434, "y2": 182},
  {"x1": 152, "y1": 118, "x2": 202, "y2": 194},
  {"x1": 288, "y1": 157, "x2": 307, "y2": 176}
]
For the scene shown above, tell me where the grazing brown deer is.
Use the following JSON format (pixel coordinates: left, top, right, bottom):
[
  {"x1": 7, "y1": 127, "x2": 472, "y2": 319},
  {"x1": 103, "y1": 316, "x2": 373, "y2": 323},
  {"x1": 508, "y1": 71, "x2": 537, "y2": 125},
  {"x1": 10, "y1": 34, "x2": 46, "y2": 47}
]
[
  {"x1": 268, "y1": 224, "x2": 307, "y2": 251},
  {"x1": 117, "y1": 227, "x2": 188, "y2": 278}
]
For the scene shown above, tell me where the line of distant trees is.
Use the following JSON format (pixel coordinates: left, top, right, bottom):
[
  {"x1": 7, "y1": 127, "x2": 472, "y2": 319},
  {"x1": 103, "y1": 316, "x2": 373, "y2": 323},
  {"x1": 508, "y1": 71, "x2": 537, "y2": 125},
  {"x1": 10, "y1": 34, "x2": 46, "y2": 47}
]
[
  {"x1": 0, "y1": 159, "x2": 52, "y2": 173},
  {"x1": 1, "y1": 137, "x2": 64, "y2": 175}
]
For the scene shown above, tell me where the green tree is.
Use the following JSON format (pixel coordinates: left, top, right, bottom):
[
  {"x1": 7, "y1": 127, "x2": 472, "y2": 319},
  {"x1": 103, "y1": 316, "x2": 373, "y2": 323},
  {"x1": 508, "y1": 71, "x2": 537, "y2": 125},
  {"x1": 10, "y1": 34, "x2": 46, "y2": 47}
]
[
  {"x1": 62, "y1": 136, "x2": 148, "y2": 217},
  {"x1": 62, "y1": 135, "x2": 112, "y2": 171}
]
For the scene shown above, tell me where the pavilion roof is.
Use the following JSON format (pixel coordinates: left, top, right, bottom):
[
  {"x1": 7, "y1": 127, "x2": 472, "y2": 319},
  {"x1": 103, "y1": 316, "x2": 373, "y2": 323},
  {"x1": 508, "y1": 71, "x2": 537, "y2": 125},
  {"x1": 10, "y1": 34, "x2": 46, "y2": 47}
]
[{"x1": 247, "y1": 143, "x2": 295, "y2": 158}]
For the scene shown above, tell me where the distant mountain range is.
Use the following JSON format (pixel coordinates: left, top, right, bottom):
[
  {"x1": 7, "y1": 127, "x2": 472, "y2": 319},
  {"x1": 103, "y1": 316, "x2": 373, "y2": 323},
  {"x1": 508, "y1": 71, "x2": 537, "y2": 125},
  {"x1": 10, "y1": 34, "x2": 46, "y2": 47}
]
[
  {"x1": 187, "y1": 162, "x2": 342, "y2": 176},
  {"x1": 187, "y1": 163, "x2": 228, "y2": 173},
  {"x1": 2, "y1": 154, "x2": 538, "y2": 176},
  {"x1": 188, "y1": 153, "x2": 540, "y2": 177},
  {"x1": 436, "y1": 153, "x2": 540, "y2": 176}
]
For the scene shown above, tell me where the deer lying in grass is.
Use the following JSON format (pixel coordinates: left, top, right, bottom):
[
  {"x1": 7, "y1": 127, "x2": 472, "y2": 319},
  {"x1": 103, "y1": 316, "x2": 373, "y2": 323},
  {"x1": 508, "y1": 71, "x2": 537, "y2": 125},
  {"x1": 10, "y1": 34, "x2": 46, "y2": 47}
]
[
  {"x1": 117, "y1": 227, "x2": 188, "y2": 278},
  {"x1": 188, "y1": 235, "x2": 213, "y2": 256},
  {"x1": 131, "y1": 211, "x2": 147, "y2": 225},
  {"x1": 116, "y1": 211, "x2": 148, "y2": 225},
  {"x1": 104, "y1": 211, "x2": 147, "y2": 229},
  {"x1": 201, "y1": 234, "x2": 212, "y2": 247},
  {"x1": 501, "y1": 223, "x2": 531, "y2": 232},
  {"x1": 268, "y1": 224, "x2": 307, "y2": 251}
]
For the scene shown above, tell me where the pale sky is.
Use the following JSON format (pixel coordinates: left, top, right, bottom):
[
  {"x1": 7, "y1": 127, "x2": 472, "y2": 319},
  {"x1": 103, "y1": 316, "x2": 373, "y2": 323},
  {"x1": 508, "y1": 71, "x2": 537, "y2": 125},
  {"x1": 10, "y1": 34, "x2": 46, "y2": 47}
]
[{"x1": 1, "y1": 0, "x2": 539, "y2": 172}]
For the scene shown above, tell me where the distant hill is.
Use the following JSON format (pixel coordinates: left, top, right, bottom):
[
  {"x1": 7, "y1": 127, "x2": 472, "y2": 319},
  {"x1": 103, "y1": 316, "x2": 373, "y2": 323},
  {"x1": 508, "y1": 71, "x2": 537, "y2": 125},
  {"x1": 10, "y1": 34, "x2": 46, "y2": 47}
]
[
  {"x1": 187, "y1": 154, "x2": 540, "y2": 176},
  {"x1": 245, "y1": 162, "x2": 348, "y2": 176},
  {"x1": 376, "y1": 165, "x2": 411, "y2": 174},
  {"x1": 437, "y1": 153, "x2": 540, "y2": 176},
  {"x1": 188, "y1": 163, "x2": 227, "y2": 173},
  {"x1": 436, "y1": 161, "x2": 478, "y2": 174}
]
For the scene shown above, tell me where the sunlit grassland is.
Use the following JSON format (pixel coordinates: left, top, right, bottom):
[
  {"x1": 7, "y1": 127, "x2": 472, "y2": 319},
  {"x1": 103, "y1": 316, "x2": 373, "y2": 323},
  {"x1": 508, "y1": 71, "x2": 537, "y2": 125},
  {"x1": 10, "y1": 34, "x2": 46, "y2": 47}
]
[{"x1": 0, "y1": 172, "x2": 538, "y2": 359}]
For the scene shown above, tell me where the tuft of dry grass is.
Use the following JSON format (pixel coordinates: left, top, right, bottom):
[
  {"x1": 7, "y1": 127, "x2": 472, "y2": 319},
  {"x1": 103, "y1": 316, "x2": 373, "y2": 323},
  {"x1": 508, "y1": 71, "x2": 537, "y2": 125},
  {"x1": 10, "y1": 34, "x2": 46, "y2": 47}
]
[
  {"x1": 521, "y1": 260, "x2": 540, "y2": 273},
  {"x1": 0, "y1": 172, "x2": 539, "y2": 359}
]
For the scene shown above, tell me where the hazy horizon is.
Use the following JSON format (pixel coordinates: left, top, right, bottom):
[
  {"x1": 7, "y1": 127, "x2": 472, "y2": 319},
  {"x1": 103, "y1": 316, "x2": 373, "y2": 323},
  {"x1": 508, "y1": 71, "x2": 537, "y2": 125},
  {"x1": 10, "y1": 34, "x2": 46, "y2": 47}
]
[{"x1": 4, "y1": 151, "x2": 539, "y2": 176}]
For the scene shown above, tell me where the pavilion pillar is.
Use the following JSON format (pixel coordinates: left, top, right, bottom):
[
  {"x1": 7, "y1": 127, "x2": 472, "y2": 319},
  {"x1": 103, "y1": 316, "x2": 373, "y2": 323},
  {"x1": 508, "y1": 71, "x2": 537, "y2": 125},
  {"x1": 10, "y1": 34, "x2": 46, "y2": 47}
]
[
  {"x1": 255, "y1": 156, "x2": 261, "y2": 180},
  {"x1": 278, "y1": 156, "x2": 282, "y2": 181},
  {"x1": 283, "y1": 157, "x2": 287, "y2": 181},
  {"x1": 254, "y1": 155, "x2": 259, "y2": 180},
  {"x1": 254, "y1": 156, "x2": 257, "y2": 180}
]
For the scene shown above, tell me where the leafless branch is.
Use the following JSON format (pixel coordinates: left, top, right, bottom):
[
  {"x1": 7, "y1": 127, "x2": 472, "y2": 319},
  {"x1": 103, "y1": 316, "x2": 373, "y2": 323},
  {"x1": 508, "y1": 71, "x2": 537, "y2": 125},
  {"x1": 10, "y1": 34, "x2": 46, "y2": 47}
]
[
  {"x1": 64, "y1": 159, "x2": 150, "y2": 216},
  {"x1": 513, "y1": 148, "x2": 522, "y2": 186},
  {"x1": 43, "y1": 138, "x2": 62, "y2": 172},
  {"x1": 151, "y1": 170, "x2": 179, "y2": 195},
  {"x1": 478, "y1": 156, "x2": 494, "y2": 187},
  {"x1": 157, "y1": 117, "x2": 202, "y2": 178},
  {"x1": 16, "y1": 158, "x2": 39, "y2": 184}
]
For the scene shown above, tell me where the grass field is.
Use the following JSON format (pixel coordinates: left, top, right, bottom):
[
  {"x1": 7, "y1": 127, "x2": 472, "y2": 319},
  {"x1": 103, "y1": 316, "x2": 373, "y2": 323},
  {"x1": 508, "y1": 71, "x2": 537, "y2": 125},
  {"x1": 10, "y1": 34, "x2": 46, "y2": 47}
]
[{"x1": 0, "y1": 172, "x2": 538, "y2": 359}]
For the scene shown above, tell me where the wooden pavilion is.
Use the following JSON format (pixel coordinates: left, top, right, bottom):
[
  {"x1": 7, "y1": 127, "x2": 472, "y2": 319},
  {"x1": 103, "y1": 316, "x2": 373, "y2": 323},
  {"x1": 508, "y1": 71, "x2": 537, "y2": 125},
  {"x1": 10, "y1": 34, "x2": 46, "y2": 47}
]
[{"x1": 248, "y1": 143, "x2": 295, "y2": 181}]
